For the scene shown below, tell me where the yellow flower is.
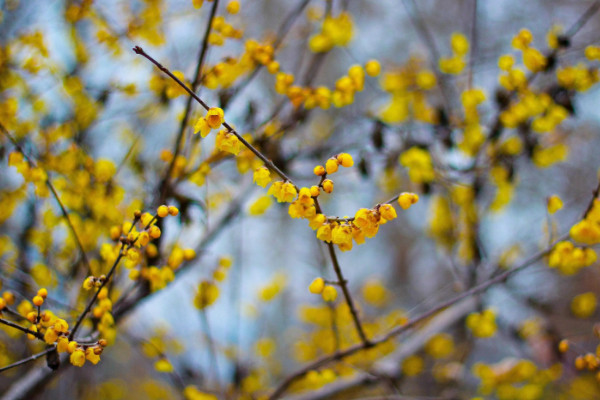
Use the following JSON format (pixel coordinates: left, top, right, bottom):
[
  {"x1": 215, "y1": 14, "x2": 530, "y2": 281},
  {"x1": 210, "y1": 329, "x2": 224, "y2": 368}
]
[
  {"x1": 498, "y1": 54, "x2": 515, "y2": 71},
  {"x1": 226, "y1": 0, "x2": 240, "y2": 14},
  {"x1": 361, "y1": 279, "x2": 388, "y2": 307},
  {"x1": 253, "y1": 167, "x2": 271, "y2": 188},
  {"x1": 512, "y1": 28, "x2": 533, "y2": 50},
  {"x1": 547, "y1": 195, "x2": 563, "y2": 214},
  {"x1": 398, "y1": 192, "x2": 419, "y2": 210},
  {"x1": 57, "y1": 336, "x2": 69, "y2": 352},
  {"x1": 248, "y1": 195, "x2": 272, "y2": 216},
  {"x1": 70, "y1": 349, "x2": 86, "y2": 367},
  {"x1": 194, "y1": 281, "x2": 219, "y2": 309},
  {"x1": 321, "y1": 285, "x2": 337, "y2": 302},
  {"x1": 378, "y1": 204, "x2": 397, "y2": 221},
  {"x1": 44, "y1": 327, "x2": 58, "y2": 344},
  {"x1": 268, "y1": 181, "x2": 297, "y2": 203},
  {"x1": 399, "y1": 147, "x2": 435, "y2": 183},
  {"x1": 54, "y1": 319, "x2": 69, "y2": 333},
  {"x1": 157, "y1": 205, "x2": 168, "y2": 218},
  {"x1": 353, "y1": 208, "x2": 379, "y2": 238},
  {"x1": 402, "y1": 355, "x2": 424, "y2": 376},
  {"x1": 325, "y1": 158, "x2": 339, "y2": 175},
  {"x1": 309, "y1": 278, "x2": 325, "y2": 294},
  {"x1": 466, "y1": 309, "x2": 497, "y2": 338},
  {"x1": 365, "y1": 59, "x2": 381, "y2": 77},
  {"x1": 425, "y1": 333, "x2": 454, "y2": 359},
  {"x1": 569, "y1": 220, "x2": 600, "y2": 245},
  {"x1": 205, "y1": 107, "x2": 225, "y2": 129},
  {"x1": 194, "y1": 117, "x2": 211, "y2": 137},
  {"x1": 322, "y1": 179, "x2": 334, "y2": 193},
  {"x1": 154, "y1": 358, "x2": 174, "y2": 372},
  {"x1": 215, "y1": 129, "x2": 242, "y2": 155},
  {"x1": 336, "y1": 153, "x2": 354, "y2": 168},
  {"x1": 571, "y1": 292, "x2": 596, "y2": 318},
  {"x1": 450, "y1": 33, "x2": 469, "y2": 56},
  {"x1": 523, "y1": 47, "x2": 547, "y2": 72},
  {"x1": 85, "y1": 347, "x2": 101, "y2": 365}
]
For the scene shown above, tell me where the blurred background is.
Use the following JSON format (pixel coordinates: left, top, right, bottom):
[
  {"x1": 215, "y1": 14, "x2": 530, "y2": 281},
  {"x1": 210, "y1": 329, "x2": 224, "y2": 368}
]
[{"x1": 1, "y1": 0, "x2": 600, "y2": 399}]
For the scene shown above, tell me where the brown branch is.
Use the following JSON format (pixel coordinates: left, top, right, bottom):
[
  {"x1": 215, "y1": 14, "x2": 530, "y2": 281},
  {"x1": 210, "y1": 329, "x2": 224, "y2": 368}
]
[
  {"x1": 159, "y1": 0, "x2": 220, "y2": 205},
  {"x1": 267, "y1": 234, "x2": 562, "y2": 399},
  {"x1": 68, "y1": 247, "x2": 125, "y2": 340},
  {"x1": 0, "y1": 318, "x2": 43, "y2": 340},
  {"x1": 0, "y1": 123, "x2": 92, "y2": 275},
  {"x1": 0, "y1": 347, "x2": 55, "y2": 374},
  {"x1": 326, "y1": 242, "x2": 370, "y2": 346},
  {"x1": 225, "y1": 0, "x2": 311, "y2": 103},
  {"x1": 133, "y1": 46, "x2": 297, "y2": 188},
  {"x1": 467, "y1": 0, "x2": 478, "y2": 90}
]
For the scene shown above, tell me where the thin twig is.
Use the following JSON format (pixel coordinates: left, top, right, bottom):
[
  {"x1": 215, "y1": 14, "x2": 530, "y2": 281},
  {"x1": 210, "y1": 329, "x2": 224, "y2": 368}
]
[
  {"x1": 326, "y1": 242, "x2": 370, "y2": 345},
  {"x1": 199, "y1": 308, "x2": 221, "y2": 390},
  {"x1": 467, "y1": 0, "x2": 478, "y2": 90},
  {"x1": 159, "y1": 0, "x2": 220, "y2": 205},
  {"x1": 565, "y1": 0, "x2": 600, "y2": 38},
  {"x1": 267, "y1": 233, "x2": 563, "y2": 399},
  {"x1": 225, "y1": 0, "x2": 311, "y2": 104},
  {"x1": 0, "y1": 123, "x2": 92, "y2": 275},
  {"x1": 402, "y1": 0, "x2": 453, "y2": 116},
  {"x1": 0, "y1": 318, "x2": 43, "y2": 340},
  {"x1": 68, "y1": 248, "x2": 125, "y2": 340},
  {"x1": 133, "y1": 46, "x2": 297, "y2": 187},
  {"x1": 0, "y1": 347, "x2": 55, "y2": 373}
]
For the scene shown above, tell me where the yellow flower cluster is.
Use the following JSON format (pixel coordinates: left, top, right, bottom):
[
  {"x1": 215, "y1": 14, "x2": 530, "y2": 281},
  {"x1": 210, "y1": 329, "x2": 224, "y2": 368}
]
[
  {"x1": 399, "y1": 147, "x2": 435, "y2": 184},
  {"x1": 473, "y1": 358, "x2": 562, "y2": 399},
  {"x1": 194, "y1": 257, "x2": 231, "y2": 309},
  {"x1": 498, "y1": 56, "x2": 527, "y2": 92},
  {"x1": 208, "y1": 15, "x2": 243, "y2": 46},
  {"x1": 268, "y1": 181, "x2": 298, "y2": 203},
  {"x1": 8, "y1": 151, "x2": 49, "y2": 197},
  {"x1": 570, "y1": 199, "x2": 600, "y2": 245},
  {"x1": 547, "y1": 241, "x2": 596, "y2": 275},
  {"x1": 201, "y1": 39, "x2": 277, "y2": 90},
  {"x1": 302, "y1": 369, "x2": 337, "y2": 390},
  {"x1": 314, "y1": 153, "x2": 354, "y2": 177},
  {"x1": 380, "y1": 58, "x2": 436, "y2": 124},
  {"x1": 18, "y1": 286, "x2": 108, "y2": 367},
  {"x1": 439, "y1": 33, "x2": 469, "y2": 74},
  {"x1": 308, "y1": 12, "x2": 353, "y2": 53},
  {"x1": 489, "y1": 165, "x2": 514, "y2": 212},
  {"x1": 459, "y1": 88, "x2": 487, "y2": 156},
  {"x1": 466, "y1": 309, "x2": 497, "y2": 338},
  {"x1": 556, "y1": 65, "x2": 599, "y2": 92},
  {"x1": 510, "y1": 29, "x2": 548, "y2": 72},
  {"x1": 308, "y1": 277, "x2": 338, "y2": 302},
  {"x1": 428, "y1": 195, "x2": 454, "y2": 248},
  {"x1": 532, "y1": 143, "x2": 568, "y2": 168},
  {"x1": 127, "y1": 0, "x2": 166, "y2": 46},
  {"x1": 274, "y1": 61, "x2": 378, "y2": 109},
  {"x1": 499, "y1": 90, "x2": 568, "y2": 133}
]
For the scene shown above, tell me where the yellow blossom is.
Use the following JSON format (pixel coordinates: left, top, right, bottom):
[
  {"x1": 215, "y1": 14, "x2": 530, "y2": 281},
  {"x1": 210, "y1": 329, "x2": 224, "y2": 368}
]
[{"x1": 205, "y1": 107, "x2": 225, "y2": 129}]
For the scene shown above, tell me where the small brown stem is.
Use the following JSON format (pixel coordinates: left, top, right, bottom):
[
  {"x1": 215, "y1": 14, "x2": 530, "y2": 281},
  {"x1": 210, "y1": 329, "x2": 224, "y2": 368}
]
[
  {"x1": 326, "y1": 242, "x2": 370, "y2": 346},
  {"x1": 0, "y1": 318, "x2": 43, "y2": 340},
  {"x1": 0, "y1": 347, "x2": 55, "y2": 373},
  {"x1": 132, "y1": 46, "x2": 297, "y2": 188}
]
